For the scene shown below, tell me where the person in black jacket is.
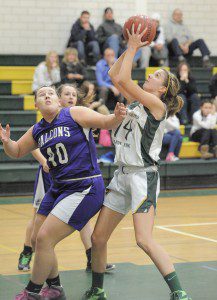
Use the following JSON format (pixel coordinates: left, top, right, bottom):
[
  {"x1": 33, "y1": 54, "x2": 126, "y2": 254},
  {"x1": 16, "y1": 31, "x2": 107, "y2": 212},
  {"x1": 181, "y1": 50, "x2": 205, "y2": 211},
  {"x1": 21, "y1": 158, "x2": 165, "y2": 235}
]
[
  {"x1": 67, "y1": 11, "x2": 100, "y2": 64},
  {"x1": 97, "y1": 7, "x2": 126, "y2": 58},
  {"x1": 209, "y1": 73, "x2": 217, "y2": 111},
  {"x1": 60, "y1": 48, "x2": 87, "y2": 86},
  {"x1": 177, "y1": 62, "x2": 200, "y2": 124}
]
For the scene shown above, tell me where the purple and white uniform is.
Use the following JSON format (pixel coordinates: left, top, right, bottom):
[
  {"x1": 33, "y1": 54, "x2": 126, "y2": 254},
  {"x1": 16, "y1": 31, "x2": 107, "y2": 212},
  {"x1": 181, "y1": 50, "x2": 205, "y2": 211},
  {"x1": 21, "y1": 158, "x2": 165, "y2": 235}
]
[
  {"x1": 32, "y1": 107, "x2": 105, "y2": 230},
  {"x1": 33, "y1": 165, "x2": 52, "y2": 209}
]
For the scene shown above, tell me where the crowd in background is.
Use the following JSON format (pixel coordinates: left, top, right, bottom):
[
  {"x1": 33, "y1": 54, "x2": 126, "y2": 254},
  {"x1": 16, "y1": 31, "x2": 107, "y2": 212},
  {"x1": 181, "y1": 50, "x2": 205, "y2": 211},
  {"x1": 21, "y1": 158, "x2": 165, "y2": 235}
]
[{"x1": 31, "y1": 7, "x2": 217, "y2": 162}]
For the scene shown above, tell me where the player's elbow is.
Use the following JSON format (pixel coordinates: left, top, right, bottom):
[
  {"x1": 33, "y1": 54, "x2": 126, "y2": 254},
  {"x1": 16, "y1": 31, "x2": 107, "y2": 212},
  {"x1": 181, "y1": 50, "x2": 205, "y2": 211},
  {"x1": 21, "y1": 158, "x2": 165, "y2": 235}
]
[
  {"x1": 119, "y1": 77, "x2": 130, "y2": 86},
  {"x1": 111, "y1": 74, "x2": 121, "y2": 85}
]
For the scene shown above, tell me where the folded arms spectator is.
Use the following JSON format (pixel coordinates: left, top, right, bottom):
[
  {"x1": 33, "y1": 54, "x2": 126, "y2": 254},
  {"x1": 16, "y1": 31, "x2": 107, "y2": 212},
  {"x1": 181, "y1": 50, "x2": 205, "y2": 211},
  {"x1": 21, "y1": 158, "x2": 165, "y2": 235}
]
[
  {"x1": 97, "y1": 7, "x2": 125, "y2": 58},
  {"x1": 67, "y1": 11, "x2": 100, "y2": 64}
]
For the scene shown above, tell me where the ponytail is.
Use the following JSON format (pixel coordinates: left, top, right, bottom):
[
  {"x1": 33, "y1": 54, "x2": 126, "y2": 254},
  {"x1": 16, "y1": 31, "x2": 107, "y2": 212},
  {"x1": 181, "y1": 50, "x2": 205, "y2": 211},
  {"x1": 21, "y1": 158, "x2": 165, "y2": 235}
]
[{"x1": 162, "y1": 69, "x2": 184, "y2": 117}]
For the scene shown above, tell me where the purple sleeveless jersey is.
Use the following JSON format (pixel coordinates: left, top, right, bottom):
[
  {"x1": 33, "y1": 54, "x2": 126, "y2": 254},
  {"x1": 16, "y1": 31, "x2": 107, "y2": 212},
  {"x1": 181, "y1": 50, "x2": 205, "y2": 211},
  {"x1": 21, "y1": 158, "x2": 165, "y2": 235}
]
[{"x1": 32, "y1": 107, "x2": 101, "y2": 181}]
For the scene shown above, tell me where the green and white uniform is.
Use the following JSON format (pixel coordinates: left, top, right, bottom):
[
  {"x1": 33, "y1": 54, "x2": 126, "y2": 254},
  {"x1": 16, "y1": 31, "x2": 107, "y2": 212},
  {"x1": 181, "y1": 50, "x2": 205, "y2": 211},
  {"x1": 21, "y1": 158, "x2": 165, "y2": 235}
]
[{"x1": 104, "y1": 101, "x2": 166, "y2": 214}]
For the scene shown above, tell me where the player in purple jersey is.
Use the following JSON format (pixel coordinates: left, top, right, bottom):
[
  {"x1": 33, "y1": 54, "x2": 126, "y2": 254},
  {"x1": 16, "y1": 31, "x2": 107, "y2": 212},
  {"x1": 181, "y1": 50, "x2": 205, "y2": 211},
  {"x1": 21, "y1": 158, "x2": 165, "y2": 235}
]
[
  {"x1": 18, "y1": 84, "x2": 115, "y2": 273},
  {"x1": 0, "y1": 85, "x2": 126, "y2": 300}
]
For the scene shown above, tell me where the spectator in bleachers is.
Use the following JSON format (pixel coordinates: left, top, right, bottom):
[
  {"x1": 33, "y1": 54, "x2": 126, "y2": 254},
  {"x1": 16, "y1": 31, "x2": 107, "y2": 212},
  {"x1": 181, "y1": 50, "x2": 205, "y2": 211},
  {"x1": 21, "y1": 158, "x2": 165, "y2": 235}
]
[
  {"x1": 190, "y1": 99, "x2": 217, "y2": 159},
  {"x1": 177, "y1": 62, "x2": 200, "y2": 124},
  {"x1": 162, "y1": 114, "x2": 183, "y2": 161},
  {"x1": 140, "y1": 13, "x2": 168, "y2": 68},
  {"x1": 60, "y1": 48, "x2": 87, "y2": 86},
  {"x1": 67, "y1": 11, "x2": 100, "y2": 65},
  {"x1": 97, "y1": 7, "x2": 125, "y2": 58},
  {"x1": 96, "y1": 48, "x2": 123, "y2": 111},
  {"x1": 166, "y1": 8, "x2": 213, "y2": 68},
  {"x1": 80, "y1": 80, "x2": 110, "y2": 115},
  {"x1": 32, "y1": 51, "x2": 60, "y2": 92},
  {"x1": 209, "y1": 73, "x2": 217, "y2": 111}
]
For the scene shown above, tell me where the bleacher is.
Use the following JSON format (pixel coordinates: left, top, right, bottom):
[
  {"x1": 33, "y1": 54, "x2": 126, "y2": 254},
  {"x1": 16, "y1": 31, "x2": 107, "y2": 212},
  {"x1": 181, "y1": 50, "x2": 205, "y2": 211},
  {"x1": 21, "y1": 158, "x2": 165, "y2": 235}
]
[{"x1": 1, "y1": 55, "x2": 217, "y2": 195}]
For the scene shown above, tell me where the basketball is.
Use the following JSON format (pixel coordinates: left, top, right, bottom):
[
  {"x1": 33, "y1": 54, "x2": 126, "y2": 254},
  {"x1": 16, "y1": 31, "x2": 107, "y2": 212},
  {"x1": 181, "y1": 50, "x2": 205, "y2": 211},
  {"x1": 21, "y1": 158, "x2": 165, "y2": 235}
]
[{"x1": 123, "y1": 15, "x2": 157, "y2": 44}]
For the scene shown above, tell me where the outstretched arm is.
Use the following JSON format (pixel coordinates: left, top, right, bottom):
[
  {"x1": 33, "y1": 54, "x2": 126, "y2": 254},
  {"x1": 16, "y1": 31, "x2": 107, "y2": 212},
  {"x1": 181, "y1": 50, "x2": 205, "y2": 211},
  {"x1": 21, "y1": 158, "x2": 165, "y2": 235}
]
[
  {"x1": 70, "y1": 102, "x2": 126, "y2": 130},
  {"x1": 118, "y1": 25, "x2": 165, "y2": 120},
  {"x1": 0, "y1": 124, "x2": 37, "y2": 158},
  {"x1": 108, "y1": 52, "x2": 135, "y2": 104}
]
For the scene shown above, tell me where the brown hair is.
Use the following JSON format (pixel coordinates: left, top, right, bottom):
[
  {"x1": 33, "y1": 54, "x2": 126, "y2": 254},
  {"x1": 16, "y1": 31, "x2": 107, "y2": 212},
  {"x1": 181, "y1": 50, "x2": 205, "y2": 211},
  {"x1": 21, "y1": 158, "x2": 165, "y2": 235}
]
[
  {"x1": 176, "y1": 61, "x2": 191, "y2": 76},
  {"x1": 57, "y1": 83, "x2": 94, "y2": 107},
  {"x1": 45, "y1": 51, "x2": 59, "y2": 75},
  {"x1": 162, "y1": 69, "x2": 184, "y2": 117},
  {"x1": 81, "y1": 10, "x2": 90, "y2": 16},
  {"x1": 62, "y1": 48, "x2": 79, "y2": 64}
]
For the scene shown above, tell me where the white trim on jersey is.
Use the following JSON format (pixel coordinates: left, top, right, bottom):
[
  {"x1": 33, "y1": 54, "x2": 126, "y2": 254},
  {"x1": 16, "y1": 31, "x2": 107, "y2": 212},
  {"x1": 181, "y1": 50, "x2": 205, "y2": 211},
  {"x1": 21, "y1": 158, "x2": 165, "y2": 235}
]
[
  {"x1": 51, "y1": 186, "x2": 91, "y2": 224},
  {"x1": 33, "y1": 168, "x2": 45, "y2": 209}
]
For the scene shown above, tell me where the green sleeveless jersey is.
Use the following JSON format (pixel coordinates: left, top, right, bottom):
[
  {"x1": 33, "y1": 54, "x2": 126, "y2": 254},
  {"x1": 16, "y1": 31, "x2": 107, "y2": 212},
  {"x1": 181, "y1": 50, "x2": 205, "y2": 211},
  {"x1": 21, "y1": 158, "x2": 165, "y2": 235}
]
[{"x1": 112, "y1": 102, "x2": 166, "y2": 167}]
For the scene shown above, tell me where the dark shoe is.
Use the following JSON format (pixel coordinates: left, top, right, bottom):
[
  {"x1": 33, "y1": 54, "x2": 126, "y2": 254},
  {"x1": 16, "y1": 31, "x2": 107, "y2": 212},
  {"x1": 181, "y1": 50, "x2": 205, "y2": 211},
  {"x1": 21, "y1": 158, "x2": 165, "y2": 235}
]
[
  {"x1": 170, "y1": 290, "x2": 192, "y2": 300},
  {"x1": 203, "y1": 59, "x2": 214, "y2": 68},
  {"x1": 18, "y1": 252, "x2": 32, "y2": 271},
  {"x1": 40, "y1": 285, "x2": 66, "y2": 300},
  {"x1": 82, "y1": 287, "x2": 107, "y2": 300},
  {"x1": 86, "y1": 263, "x2": 116, "y2": 273},
  {"x1": 200, "y1": 145, "x2": 214, "y2": 159}
]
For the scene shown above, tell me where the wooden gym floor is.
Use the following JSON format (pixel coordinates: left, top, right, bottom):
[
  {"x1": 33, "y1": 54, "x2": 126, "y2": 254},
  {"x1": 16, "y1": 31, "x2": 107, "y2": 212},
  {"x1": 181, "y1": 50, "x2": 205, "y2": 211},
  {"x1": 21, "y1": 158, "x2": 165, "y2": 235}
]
[{"x1": 0, "y1": 189, "x2": 216, "y2": 299}]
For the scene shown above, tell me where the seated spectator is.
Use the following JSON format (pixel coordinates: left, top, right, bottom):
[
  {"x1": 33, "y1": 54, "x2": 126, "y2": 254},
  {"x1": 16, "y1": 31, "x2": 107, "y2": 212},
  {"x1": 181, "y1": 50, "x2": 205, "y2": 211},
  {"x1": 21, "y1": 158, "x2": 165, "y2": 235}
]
[
  {"x1": 162, "y1": 114, "x2": 183, "y2": 161},
  {"x1": 67, "y1": 11, "x2": 100, "y2": 65},
  {"x1": 177, "y1": 62, "x2": 200, "y2": 124},
  {"x1": 96, "y1": 48, "x2": 123, "y2": 111},
  {"x1": 97, "y1": 7, "x2": 125, "y2": 58},
  {"x1": 140, "y1": 13, "x2": 168, "y2": 68},
  {"x1": 190, "y1": 100, "x2": 217, "y2": 159},
  {"x1": 32, "y1": 51, "x2": 60, "y2": 92},
  {"x1": 166, "y1": 8, "x2": 213, "y2": 68},
  {"x1": 60, "y1": 48, "x2": 87, "y2": 86},
  {"x1": 80, "y1": 81, "x2": 110, "y2": 115},
  {"x1": 209, "y1": 73, "x2": 217, "y2": 111}
]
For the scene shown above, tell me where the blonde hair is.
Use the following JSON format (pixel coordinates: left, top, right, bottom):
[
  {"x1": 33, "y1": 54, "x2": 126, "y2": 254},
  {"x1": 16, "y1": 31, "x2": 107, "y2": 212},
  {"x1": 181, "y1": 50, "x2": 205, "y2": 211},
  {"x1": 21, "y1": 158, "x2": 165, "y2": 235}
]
[
  {"x1": 162, "y1": 69, "x2": 184, "y2": 117},
  {"x1": 45, "y1": 51, "x2": 59, "y2": 75},
  {"x1": 62, "y1": 48, "x2": 79, "y2": 64},
  {"x1": 57, "y1": 83, "x2": 94, "y2": 107}
]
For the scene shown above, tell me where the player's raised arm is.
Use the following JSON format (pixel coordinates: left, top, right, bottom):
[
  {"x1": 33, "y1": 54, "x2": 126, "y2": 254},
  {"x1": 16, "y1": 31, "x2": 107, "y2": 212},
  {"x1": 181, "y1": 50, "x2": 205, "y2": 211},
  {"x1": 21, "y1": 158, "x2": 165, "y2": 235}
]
[
  {"x1": 117, "y1": 24, "x2": 165, "y2": 120},
  {"x1": 0, "y1": 124, "x2": 37, "y2": 159},
  {"x1": 70, "y1": 103, "x2": 126, "y2": 130}
]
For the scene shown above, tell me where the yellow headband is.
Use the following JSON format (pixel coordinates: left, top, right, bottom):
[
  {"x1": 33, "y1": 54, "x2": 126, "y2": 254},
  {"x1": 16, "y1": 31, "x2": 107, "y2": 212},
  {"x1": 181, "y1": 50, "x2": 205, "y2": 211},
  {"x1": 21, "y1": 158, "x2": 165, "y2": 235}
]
[{"x1": 164, "y1": 73, "x2": 171, "y2": 97}]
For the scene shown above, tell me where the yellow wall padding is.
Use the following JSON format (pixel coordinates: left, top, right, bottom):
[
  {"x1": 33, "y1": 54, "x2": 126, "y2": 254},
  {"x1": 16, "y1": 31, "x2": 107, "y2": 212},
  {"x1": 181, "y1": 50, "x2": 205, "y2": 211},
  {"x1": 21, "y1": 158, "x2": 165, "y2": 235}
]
[
  {"x1": 12, "y1": 81, "x2": 32, "y2": 95},
  {"x1": 0, "y1": 66, "x2": 35, "y2": 80},
  {"x1": 24, "y1": 95, "x2": 35, "y2": 110},
  {"x1": 145, "y1": 67, "x2": 170, "y2": 79}
]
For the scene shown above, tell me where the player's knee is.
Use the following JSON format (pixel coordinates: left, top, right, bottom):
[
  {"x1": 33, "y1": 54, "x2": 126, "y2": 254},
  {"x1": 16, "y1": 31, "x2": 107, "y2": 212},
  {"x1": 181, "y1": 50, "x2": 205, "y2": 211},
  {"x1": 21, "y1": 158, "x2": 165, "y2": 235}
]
[
  {"x1": 35, "y1": 229, "x2": 51, "y2": 251},
  {"x1": 136, "y1": 237, "x2": 152, "y2": 254},
  {"x1": 91, "y1": 232, "x2": 107, "y2": 248}
]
